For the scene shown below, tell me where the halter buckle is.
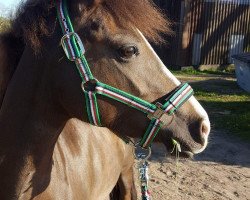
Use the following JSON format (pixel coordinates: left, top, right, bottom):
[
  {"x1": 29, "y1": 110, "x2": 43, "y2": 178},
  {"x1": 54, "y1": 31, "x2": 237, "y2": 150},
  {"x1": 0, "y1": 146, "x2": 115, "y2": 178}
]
[
  {"x1": 147, "y1": 103, "x2": 173, "y2": 127},
  {"x1": 61, "y1": 32, "x2": 86, "y2": 61}
]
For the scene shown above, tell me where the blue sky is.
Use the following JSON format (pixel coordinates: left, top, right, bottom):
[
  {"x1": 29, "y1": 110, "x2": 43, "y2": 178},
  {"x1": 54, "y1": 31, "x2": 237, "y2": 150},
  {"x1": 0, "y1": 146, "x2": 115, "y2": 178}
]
[
  {"x1": 0, "y1": 0, "x2": 22, "y2": 17},
  {"x1": 0, "y1": 0, "x2": 20, "y2": 7}
]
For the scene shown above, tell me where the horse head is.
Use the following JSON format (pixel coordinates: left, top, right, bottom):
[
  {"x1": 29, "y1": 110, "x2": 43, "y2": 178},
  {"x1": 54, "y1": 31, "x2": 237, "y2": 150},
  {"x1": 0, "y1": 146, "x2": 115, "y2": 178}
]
[
  {"x1": 0, "y1": 0, "x2": 210, "y2": 198},
  {"x1": 49, "y1": 0, "x2": 210, "y2": 156}
]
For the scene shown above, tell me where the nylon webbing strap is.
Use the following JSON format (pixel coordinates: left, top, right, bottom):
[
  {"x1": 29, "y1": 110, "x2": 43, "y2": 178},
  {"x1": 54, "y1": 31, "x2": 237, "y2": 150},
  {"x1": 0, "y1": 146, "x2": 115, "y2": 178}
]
[
  {"x1": 87, "y1": 80, "x2": 193, "y2": 149},
  {"x1": 56, "y1": 0, "x2": 194, "y2": 149},
  {"x1": 95, "y1": 82, "x2": 156, "y2": 114},
  {"x1": 56, "y1": 0, "x2": 101, "y2": 126},
  {"x1": 162, "y1": 83, "x2": 193, "y2": 115},
  {"x1": 140, "y1": 83, "x2": 194, "y2": 148}
]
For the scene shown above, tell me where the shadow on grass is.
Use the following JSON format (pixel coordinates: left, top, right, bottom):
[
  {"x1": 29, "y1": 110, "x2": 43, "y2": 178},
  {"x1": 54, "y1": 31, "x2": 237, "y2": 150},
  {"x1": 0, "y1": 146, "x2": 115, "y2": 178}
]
[
  {"x1": 190, "y1": 78, "x2": 248, "y2": 96},
  {"x1": 193, "y1": 79, "x2": 250, "y2": 167},
  {"x1": 200, "y1": 100, "x2": 250, "y2": 141},
  {"x1": 190, "y1": 79, "x2": 250, "y2": 141}
]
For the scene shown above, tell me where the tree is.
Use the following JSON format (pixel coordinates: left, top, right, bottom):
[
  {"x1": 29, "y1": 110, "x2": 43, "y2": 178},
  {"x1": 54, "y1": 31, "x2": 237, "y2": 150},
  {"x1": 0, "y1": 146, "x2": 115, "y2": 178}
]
[{"x1": 0, "y1": 17, "x2": 10, "y2": 32}]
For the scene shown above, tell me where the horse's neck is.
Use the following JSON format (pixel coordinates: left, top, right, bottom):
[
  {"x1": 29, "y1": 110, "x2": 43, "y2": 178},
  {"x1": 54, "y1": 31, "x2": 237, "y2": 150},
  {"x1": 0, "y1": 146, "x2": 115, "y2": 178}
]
[
  {"x1": 51, "y1": 120, "x2": 130, "y2": 199},
  {"x1": 0, "y1": 50, "x2": 62, "y2": 144},
  {"x1": 31, "y1": 119, "x2": 132, "y2": 199},
  {"x1": 0, "y1": 43, "x2": 64, "y2": 176},
  {"x1": 0, "y1": 46, "x2": 68, "y2": 198},
  {"x1": 0, "y1": 45, "x2": 132, "y2": 197},
  {"x1": 0, "y1": 32, "x2": 24, "y2": 107}
]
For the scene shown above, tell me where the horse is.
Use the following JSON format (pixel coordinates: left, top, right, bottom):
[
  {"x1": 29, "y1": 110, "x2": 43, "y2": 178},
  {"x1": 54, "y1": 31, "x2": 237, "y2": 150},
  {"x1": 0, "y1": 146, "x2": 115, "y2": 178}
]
[{"x1": 0, "y1": 0, "x2": 211, "y2": 199}]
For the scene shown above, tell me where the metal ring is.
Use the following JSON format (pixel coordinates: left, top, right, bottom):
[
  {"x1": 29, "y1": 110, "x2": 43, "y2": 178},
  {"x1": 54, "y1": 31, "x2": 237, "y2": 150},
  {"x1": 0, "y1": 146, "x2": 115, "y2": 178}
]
[
  {"x1": 133, "y1": 146, "x2": 151, "y2": 161},
  {"x1": 81, "y1": 79, "x2": 99, "y2": 92}
]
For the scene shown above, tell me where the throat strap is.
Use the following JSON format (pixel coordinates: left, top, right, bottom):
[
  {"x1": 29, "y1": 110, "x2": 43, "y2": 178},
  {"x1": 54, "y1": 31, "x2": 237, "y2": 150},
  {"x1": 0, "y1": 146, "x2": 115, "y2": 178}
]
[{"x1": 56, "y1": 0, "x2": 194, "y2": 149}]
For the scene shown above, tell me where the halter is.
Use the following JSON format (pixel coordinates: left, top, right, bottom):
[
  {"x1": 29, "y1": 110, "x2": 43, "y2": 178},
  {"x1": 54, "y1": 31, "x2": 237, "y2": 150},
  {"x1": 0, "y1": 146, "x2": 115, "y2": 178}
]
[{"x1": 55, "y1": 0, "x2": 194, "y2": 149}]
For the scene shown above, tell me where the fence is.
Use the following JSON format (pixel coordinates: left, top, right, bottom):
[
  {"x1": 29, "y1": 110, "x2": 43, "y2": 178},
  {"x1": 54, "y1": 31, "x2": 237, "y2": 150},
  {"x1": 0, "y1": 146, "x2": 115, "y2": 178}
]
[{"x1": 154, "y1": 0, "x2": 250, "y2": 67}]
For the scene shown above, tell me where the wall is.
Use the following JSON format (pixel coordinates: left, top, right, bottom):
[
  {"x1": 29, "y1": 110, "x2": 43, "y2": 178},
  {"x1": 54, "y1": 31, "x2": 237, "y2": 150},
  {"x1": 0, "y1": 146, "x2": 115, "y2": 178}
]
[{"x1": 154, "y1": 0, "x2": 250, "y2": 67}]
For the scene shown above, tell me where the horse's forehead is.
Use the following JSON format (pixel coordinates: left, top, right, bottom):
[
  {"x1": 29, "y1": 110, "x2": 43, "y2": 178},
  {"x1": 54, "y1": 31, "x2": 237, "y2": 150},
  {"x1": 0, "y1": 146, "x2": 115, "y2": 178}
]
[{"x1": 137, "y1": 30, "x2": 180, "y2": 84}]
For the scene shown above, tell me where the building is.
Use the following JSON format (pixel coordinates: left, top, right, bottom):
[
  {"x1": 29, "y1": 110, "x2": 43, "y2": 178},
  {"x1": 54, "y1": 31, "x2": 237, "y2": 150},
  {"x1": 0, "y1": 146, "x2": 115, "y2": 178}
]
[{"x1": 154, "y1": 0, "x2": 250, "y2": 67}]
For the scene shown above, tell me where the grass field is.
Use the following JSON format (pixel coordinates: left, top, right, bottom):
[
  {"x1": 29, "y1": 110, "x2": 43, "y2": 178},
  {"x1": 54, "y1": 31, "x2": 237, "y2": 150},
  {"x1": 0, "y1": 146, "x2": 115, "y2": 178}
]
[{"x1": 173, "y1": 70, "x2": 250, "y2": 141}]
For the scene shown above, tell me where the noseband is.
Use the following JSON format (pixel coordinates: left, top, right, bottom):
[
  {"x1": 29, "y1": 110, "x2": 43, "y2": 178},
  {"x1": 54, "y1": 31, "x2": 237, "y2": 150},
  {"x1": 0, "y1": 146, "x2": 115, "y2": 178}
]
[{"x1": 56, "y1": 0, "x2": 194, "y2": 149}]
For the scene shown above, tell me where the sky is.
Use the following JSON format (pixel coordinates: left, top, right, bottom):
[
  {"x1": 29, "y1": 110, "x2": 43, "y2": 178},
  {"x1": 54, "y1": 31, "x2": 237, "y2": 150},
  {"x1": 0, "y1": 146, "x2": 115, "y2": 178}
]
[
  {"x1": 0, "y1": 0, "x2": 22, "y2": 17},
  {"x1": 0, "y1": 0, "x2": 19, "y2": 7}
]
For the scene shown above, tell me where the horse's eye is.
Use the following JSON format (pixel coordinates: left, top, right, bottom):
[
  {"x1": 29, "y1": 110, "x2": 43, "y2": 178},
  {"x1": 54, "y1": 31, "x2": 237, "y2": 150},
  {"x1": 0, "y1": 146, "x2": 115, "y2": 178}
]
[{"x1": 118, "y1": 45, "x2": 139, "y2": 59}]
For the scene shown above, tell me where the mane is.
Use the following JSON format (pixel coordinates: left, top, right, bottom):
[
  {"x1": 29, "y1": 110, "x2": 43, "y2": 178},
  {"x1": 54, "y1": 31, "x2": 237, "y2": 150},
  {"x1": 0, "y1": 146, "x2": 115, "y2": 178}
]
[
  {"x1": 102, "y1": 0, "x2": 172, "y2": 43},
  {"x1": 0, "y1": 0, "x2": 171, "y2": 108},
  {"x1": 10, "y1": 0, "x2": 171, "y2": 50}
]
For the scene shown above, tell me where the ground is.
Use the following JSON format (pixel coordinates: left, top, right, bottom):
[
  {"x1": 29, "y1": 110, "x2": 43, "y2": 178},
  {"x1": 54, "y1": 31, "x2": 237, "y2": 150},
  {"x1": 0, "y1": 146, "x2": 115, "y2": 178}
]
[{"x1": 134, "y1": 75, "x2": 250, "y2": 200}]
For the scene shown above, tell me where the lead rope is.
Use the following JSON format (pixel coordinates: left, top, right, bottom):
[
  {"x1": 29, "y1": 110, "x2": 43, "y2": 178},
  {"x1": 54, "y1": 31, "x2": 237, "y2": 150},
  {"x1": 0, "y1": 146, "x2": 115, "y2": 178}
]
[
  {"x1": 135, "y1": 147, "x2": 152, "y2": 200},
  {"x1": 134, "y1": 138, "x2": 182, "y2": 200},
  {"x1": 139, "y1": 160, "x2": 150, "y2": 200}
]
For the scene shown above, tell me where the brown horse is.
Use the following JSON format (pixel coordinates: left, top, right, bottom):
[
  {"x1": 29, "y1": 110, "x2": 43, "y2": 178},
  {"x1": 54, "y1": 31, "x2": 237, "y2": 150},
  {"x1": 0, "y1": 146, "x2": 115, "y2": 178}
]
[{"x1": 0, "y1": 0, "x2": 210, "y2": 199}]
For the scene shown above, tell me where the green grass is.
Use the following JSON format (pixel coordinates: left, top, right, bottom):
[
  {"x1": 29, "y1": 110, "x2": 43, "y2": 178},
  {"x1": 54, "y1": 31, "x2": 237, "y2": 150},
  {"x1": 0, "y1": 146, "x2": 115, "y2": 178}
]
[
  {"x1": 192, "y1": 81, "x2": 250, "y2": 141},
  {"x1": 171, "y1": 67, "x2": 235, "y2": 76},
  {"x1": 171, "y1": 68, "x2": 250, "y2": 141},
  {"x1": 171, "y1": 68, "x2": 205, "y2": 75}
]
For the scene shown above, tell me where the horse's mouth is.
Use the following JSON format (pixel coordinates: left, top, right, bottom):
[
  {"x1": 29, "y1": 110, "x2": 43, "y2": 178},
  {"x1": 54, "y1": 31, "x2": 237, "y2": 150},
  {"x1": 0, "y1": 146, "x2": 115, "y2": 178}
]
[
  {"x1": 164, "y1": 138, "x2": 198, "y2": 159},
  {"x1": 168, "y1": 145, "x2": 194, "y2": 159},
  {"x1": 178, "y1": 151, "x2": 194, "y2": 159}
]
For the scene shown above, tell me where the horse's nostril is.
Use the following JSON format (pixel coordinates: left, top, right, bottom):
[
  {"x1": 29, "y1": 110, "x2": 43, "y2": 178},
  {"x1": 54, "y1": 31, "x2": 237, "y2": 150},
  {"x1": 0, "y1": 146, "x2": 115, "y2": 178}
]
[
  {"x1": 189, "y1": 119, "x2": 210, "y2": 146},
  {"x1": 200, "y1": 119, "x2": 210, "y2": 136},
  {"x1": 198, "y1": 119, "x2": 210, "y2": 146},
  {"x1": 187, "y1": 119, "x2": 211, "y2": 154}
]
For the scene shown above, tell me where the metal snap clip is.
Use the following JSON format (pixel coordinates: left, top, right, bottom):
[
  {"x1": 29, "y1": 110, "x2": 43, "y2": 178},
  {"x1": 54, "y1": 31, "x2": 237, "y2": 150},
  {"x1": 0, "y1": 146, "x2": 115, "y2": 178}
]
[{"x1": 134, "y1": 145, "x2": 152, "y2": 161}]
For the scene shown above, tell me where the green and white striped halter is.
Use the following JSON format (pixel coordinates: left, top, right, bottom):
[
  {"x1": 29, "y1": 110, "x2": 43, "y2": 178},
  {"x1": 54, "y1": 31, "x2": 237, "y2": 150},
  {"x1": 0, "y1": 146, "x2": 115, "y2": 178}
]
[{"x1": 56, "y1": 0, "x2": 194, "y2": 149}]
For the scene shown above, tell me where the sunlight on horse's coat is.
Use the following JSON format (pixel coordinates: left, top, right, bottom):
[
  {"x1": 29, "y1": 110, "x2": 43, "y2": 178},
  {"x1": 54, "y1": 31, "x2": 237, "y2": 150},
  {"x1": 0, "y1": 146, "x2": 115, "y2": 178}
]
[
  {"x1": 138, "y1": 30, "x2": 210, "y2": 154},
  {"x1": 0, "y1": 0, "x2": 210, "y2": 199}
]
